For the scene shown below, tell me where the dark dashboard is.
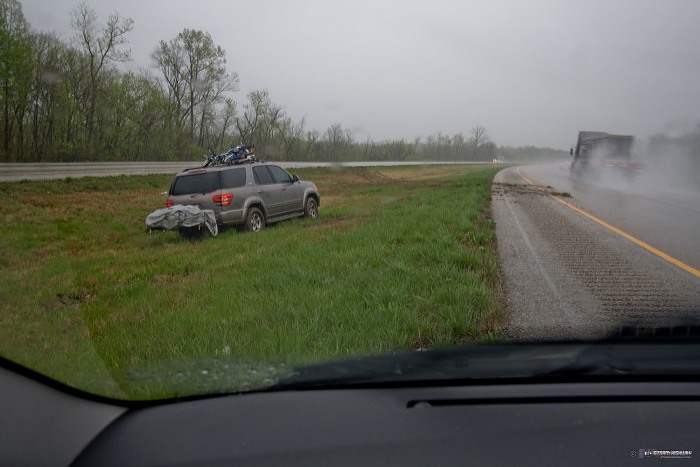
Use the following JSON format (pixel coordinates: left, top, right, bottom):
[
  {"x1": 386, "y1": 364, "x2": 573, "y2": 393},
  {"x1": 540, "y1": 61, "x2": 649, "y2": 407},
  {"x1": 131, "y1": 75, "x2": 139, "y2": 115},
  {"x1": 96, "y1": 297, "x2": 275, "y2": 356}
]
[{"x1": 2, "y1": 354, "x2": 698, "y2": 466}]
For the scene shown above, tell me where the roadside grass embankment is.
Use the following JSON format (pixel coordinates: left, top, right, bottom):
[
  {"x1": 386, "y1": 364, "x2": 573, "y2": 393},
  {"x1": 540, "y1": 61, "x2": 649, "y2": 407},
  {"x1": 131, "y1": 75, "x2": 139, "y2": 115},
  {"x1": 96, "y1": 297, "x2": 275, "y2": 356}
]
[{"x1": 0, "y1": 164, "x2": 503, "y2": 398}]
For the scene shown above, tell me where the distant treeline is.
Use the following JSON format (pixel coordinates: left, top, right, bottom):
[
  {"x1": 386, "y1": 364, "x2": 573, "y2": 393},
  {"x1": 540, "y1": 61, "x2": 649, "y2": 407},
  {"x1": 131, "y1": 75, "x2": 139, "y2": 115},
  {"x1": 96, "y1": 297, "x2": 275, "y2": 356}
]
[{"x1": 1, "y1": 0, "x2": 567, "y2": 163}]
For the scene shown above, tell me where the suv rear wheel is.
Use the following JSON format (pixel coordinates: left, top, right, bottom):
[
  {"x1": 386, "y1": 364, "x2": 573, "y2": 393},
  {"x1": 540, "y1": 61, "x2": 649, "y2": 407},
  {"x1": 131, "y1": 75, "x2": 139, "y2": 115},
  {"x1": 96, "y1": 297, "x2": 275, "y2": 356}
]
[{"x1": 245, "y1": 207, "x2": 265, "y2": 232}]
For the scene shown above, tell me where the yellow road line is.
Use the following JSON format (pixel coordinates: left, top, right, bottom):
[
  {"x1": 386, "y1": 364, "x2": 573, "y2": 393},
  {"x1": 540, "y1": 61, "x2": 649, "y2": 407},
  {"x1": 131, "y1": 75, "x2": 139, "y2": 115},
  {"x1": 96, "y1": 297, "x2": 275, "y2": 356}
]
[
  {"x1": 516, "y1": 168, "x2": 537, "y2": 187},
  {"x1": 515, "y1": 167, "x2": 700, "y2": 279}
]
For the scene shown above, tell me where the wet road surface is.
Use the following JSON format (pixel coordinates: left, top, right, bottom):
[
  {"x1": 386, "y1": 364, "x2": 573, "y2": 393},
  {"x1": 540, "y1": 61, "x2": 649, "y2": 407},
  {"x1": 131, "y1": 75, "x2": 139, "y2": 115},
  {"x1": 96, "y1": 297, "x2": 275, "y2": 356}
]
[{"x1": 493, "y1": 164, "x2": 700, "y2": 340}]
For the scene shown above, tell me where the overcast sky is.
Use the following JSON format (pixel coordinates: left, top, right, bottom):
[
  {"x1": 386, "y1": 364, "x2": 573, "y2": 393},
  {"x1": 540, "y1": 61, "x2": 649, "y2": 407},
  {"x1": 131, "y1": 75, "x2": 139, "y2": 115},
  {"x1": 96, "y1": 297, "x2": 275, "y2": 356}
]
[{"x1": 19, "y1": 0, "x2": 700, "y2": 149}]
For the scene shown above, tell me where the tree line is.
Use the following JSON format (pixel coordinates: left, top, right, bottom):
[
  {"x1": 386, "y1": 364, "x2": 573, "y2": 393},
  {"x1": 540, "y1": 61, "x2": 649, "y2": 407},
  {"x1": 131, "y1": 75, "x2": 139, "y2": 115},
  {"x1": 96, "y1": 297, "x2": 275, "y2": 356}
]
[{"x1": 1, "y1": 1, "x2": 566, "y2": 163}]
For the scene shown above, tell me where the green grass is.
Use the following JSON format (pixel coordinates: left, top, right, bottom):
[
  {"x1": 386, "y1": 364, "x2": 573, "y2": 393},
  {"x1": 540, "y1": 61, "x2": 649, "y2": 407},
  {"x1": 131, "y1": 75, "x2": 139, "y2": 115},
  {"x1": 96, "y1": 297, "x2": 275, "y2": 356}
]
[{"x1": 0, "y1": 165, "x2": 504, "y2": 399}]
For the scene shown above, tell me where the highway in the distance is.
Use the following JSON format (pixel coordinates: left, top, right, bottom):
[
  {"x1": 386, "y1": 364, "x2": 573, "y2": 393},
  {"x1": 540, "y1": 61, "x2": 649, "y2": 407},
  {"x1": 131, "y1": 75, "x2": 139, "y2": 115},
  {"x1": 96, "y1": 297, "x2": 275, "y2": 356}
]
[
  {"x1": 493, "y1": 163, "x2": 700, "y2": 340},
  {"x1": 0, "y1": 160, "x2": 478, "y2": 182},
  {"x1": 0, "y1": 162, "x2": 201, "y2": 182}
]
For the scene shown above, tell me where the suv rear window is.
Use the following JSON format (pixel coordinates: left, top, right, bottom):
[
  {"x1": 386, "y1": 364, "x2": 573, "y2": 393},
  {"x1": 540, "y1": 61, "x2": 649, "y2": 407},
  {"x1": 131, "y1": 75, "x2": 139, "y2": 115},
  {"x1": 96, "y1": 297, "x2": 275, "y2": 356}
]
[
  {"x1": 221, "y1": 168, "x2": 247, "y2": 188},
  {"x1": 171, "y1": 172, "x2": 220, "y2": 196}
]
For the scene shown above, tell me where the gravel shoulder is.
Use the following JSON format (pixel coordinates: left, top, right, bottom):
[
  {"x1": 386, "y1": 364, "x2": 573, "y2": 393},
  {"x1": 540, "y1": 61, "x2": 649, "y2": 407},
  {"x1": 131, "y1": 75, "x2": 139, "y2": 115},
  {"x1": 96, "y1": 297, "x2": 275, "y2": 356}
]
[{"x1": 493, "y1": 167, "x2": 700, "y2": 341}]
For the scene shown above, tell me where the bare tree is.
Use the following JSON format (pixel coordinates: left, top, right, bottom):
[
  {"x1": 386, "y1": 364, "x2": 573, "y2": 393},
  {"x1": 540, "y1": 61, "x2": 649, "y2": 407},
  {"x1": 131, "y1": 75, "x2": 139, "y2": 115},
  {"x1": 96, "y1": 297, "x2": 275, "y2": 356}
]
[
  {"x1": 70, "y1": 2, "x2": 133, "y2": 147},
  {"x1": 324, "y1": 123, "x2": 350, "y2": 161},
  {"x1": 470, "y1": 125, "x2": 490, "y2": 145},
  {"x1": 469, "y1": 125, "x2": 491, "y2": 160},
  {"x1": 304, "y1": 129, "x2": 321, "y2": 160},
  {"x1": 234, "y1": 89, "x2": 284, "y2": 150},
  {"x1": 1, "y1": 0, "x2": 32, "y2": 159},
  {"x1": 152, "y1": 29, "x2": 238, "y2": 146},
  {"x1": 278, "y1": 116, "x2": 305, "y2": 160},
  {"x1": 214, "y1": 98, "x2": 237, "y2": 149},
  {"x1": 152, "y1": 37, "x2": 185, "y2": 129},
  {"x1": 361, "y1": 135, "x2": 374, "y2": 160}
]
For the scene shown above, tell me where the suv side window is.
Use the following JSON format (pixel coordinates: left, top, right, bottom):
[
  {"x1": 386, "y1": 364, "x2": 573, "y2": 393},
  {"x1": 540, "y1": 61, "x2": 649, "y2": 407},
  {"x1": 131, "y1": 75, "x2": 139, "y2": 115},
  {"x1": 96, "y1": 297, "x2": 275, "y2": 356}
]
[
  {"x1": 220, "y1": 168, "x2": 247, "y2": 188},
  {"x1": 171, "y1": 172, "x2": 220, "y2": 195},
  {"x1": 253, "y1": 166, "x2": 274, "y2": 185},
  {"x1": 267, "y1": 165, "x2": 293, "y2": 184}
]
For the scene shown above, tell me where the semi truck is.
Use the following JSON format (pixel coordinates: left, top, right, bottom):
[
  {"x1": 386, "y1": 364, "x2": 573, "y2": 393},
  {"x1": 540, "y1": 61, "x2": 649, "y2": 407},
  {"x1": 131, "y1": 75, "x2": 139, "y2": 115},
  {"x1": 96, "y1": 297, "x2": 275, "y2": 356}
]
[{"x1": 570, "y1": 131, "x2": 643, "y2": 178}]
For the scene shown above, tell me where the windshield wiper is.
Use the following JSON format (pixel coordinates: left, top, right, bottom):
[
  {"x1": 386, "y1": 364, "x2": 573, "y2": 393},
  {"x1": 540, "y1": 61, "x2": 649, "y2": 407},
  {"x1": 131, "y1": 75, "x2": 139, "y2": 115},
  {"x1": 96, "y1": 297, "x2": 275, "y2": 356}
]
[{"x1": 269, "y1": 340, "x2": 700, "y2": 391}]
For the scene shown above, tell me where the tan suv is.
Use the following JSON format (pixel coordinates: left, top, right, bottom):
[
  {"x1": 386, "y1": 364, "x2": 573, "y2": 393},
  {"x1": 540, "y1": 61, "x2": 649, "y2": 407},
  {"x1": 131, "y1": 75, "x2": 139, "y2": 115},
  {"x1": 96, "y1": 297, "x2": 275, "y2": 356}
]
[{"x1": 166, "y1": 162, "x2": 320, "y2": 233}]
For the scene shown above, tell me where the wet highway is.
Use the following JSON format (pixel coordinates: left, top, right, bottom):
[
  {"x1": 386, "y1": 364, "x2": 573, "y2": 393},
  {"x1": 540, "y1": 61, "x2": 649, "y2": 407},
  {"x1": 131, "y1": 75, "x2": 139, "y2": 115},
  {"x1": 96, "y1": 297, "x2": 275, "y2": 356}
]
[
  {"x1": 514, "y1": 163, "x2": 700, "y2": 272},
  {"x1": 0, "y1": 161, "x2": 479, "y2": 182},
  {"x1": 493, "y1": 164, "x2": 700, "y2": 340}
]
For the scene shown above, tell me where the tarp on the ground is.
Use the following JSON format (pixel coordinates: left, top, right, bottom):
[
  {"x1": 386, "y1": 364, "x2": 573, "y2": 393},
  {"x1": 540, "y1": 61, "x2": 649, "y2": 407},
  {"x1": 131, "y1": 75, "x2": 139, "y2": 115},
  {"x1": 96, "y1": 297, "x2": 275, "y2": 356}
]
[{"x1": 145, "y1": 205, "x2": 218, "y2": 236}]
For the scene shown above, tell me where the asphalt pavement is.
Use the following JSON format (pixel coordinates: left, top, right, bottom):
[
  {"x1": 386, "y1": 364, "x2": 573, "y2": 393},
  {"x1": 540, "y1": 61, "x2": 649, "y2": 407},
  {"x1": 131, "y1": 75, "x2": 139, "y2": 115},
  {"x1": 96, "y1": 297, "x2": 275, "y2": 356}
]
[
  {"x1": 493, "y1": 164, "x2": 700, "y2": 340},
  {"x1": 0, "y1": 162, "x2": 202, "y2": 182},
  {"x1": 0, "y1": 161, "x2": 480, "y2": 182}
]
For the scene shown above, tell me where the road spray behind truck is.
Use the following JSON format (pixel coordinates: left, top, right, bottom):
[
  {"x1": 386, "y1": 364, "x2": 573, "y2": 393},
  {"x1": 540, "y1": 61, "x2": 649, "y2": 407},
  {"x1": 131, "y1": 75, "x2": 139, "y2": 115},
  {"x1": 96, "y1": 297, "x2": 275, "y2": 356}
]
[{"x1": 570, "y1": 131, "x2": 643, "y2": 179}]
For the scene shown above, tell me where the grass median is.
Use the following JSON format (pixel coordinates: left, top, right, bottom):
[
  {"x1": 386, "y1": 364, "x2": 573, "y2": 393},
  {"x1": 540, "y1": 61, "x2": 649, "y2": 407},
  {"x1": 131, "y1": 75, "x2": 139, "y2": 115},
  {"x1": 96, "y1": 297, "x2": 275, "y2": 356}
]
[{"x1": 0, "y1": 164, "x2": 504, "y2": 399}]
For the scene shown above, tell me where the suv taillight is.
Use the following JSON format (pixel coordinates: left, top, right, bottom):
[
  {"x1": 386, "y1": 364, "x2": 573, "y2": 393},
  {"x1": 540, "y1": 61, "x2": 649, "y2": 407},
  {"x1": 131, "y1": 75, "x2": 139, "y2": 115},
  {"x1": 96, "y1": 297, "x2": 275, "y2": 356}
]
[
  {"x1": 166, "y1": 200, "x2": 174, "y2": 208},
  {"x1": 213, "y1": 193, "x2": 233, "y2": 206}
]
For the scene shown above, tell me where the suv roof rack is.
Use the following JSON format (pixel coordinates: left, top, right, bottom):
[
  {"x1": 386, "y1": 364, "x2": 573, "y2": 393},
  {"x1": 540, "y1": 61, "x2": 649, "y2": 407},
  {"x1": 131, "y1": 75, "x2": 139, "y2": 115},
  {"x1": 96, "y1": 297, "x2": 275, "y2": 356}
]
[
  {"x1": 231, "y1": 158, "x2": 264, "y2": 165},
  {"x1": 182, "y1": 159, "x2": 265, "y2": 173}
]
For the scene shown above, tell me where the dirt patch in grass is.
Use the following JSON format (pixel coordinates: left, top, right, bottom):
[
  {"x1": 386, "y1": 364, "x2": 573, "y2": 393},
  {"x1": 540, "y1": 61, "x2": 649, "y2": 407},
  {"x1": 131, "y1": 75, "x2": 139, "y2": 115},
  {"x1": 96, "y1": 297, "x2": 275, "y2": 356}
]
[
  {"x1": 381, "y1": 166, "x2": 476, "y2": 181},
  {"x1": 306, "y1": 165, "x2": 489, "y2": 192},
  {"x1": 305, "y1": 215, "x2": 360, "y2": 234},
  {"x1": 352, "y1": 167, "x2": 395, "y2": 185}
]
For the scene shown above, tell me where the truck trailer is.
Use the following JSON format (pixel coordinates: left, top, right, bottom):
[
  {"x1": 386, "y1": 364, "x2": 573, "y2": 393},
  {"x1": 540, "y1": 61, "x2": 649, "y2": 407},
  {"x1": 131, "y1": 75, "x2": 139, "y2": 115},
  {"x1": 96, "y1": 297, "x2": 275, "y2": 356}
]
[{"x1": 570, "y1": 131, "x2": 642, "y2": 178}]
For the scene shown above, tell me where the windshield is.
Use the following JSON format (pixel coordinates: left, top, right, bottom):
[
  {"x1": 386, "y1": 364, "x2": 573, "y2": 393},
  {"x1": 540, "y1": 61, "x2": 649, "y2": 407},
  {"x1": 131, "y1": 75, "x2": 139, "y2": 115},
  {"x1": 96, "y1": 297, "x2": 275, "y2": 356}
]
[{"x1": 1, "y1": 0, "x2": 699, "y2": 400}]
